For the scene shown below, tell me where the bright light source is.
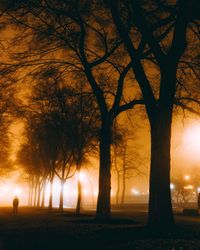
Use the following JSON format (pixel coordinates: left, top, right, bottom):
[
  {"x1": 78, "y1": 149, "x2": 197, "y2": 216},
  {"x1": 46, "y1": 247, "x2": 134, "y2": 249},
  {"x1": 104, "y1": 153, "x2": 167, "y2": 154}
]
[
  {"x1": 183, "y1": 124, "x2": 200, "y2": 161},
  {"x1": 83, "y1": 189, "x2": 88, "y2": 195},
  {"x1": 184, "y1": 185, "x2": 193, "y2": 190},
  {"x1": 78, "y1": 172, "x2": 87, "y2": 183},
  {"x1": 184, "y1": 175, "x2": 190, "y2": 181},
  {"x1": 170, "y1": 183, "x2": 175, "y2": 190},
  {"x1": 13, "y1": 187, "x2": 22, "y2": 196},
  {"x1": 131, "y1": 188, "x2": 140, "y2": 195},
  {"x1": 111, "y1": 189, "x2": 115, "y2": 197},
  {"x1": 53, "y1": 180, "x2": 61, "y2": 193},
  {"x1": 93, "y1": 190, "x2": 98, "y2": 197},
  {"x1": 2, "y1": 185, "x2": 10, "y2": 193},
  {"x1": 197, "y1": 187, "x2": 200, "y2": 193}
]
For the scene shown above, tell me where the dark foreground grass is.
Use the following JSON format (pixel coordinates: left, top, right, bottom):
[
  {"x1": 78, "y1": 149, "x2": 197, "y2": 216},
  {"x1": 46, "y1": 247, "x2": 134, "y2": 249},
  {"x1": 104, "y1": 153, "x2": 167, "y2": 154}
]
[{"x1": 0, "y1": 207, "x2": 200, "y2": 250}]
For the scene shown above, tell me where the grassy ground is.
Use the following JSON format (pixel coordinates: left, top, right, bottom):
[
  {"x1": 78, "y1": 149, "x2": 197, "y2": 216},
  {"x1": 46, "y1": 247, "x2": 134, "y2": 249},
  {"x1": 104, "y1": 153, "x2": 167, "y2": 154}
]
[{"x1": 0, "y1": 206, "x2": 200, "y2": 250}]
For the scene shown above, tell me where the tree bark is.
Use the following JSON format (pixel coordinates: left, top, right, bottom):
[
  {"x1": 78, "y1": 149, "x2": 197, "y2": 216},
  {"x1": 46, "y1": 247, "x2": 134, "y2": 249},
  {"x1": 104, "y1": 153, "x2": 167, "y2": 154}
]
[
  {"x1": 147, "y1": 68, "x2": 176, "y2": 230},
  {"x1": 148, "y1": 116, "x2": 174, "y2": 230},
  {"x1": 96, "y1": 117, "x2": 112, "y2": 221}
]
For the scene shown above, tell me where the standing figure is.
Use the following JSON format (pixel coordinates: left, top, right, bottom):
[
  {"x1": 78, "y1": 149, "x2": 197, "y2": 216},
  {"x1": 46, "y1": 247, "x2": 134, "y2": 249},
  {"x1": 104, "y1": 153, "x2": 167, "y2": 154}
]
[{"x1": 13, "y1": 195, "x2": 19, "y2": 215}]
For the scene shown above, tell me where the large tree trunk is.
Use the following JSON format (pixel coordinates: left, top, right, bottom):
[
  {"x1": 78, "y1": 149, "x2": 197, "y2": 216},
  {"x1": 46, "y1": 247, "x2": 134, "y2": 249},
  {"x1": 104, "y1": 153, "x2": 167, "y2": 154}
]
[
  {"x1": 76, "y1": 166, "x2": 82, "y2": 215},
  {"x1": 148, "y1": 88, "x2": 175, "y2": 231},
  {"x1": 148, "y1": 118, "x2": 174, "y2": 230},
  {"x1": 96, "y1": 118, "x2": 112, "y2": 221},
  {"x1": 148, "y1": 66, "x2": 177, "y2": 231},
  {"x1": 59, "y1": 179, "x2": 65, "y2": 211}
]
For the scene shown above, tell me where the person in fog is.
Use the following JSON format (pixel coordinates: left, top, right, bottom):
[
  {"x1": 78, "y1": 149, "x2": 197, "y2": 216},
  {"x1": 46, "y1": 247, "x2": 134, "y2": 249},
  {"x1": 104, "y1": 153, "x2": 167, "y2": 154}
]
[{"x1": 13, "y1": 195, "x2": 19, "y2": 215}]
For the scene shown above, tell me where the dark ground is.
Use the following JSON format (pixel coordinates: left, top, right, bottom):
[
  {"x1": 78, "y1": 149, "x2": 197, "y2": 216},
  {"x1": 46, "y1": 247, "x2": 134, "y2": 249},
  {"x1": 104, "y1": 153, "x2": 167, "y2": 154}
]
[{"x1": 0, "y1": 205, "x2": 200, "y2": 250}]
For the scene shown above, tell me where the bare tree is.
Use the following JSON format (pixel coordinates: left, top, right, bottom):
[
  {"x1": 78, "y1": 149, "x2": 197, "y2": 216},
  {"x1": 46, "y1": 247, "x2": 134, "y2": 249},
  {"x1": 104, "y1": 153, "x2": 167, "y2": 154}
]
[
  {"x1": 1, "y1": 1, "x2": 143, "y2": 221},
  {"x1": 112, "y1": 127, "x2": 144, "y2": 204},
  {"x1": 106, "y1": 0, "x2": 200, "y2": 230}
]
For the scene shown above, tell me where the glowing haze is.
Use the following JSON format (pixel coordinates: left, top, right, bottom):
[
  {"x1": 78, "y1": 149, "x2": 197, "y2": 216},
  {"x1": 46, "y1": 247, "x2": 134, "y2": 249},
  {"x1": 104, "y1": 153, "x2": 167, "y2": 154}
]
[
  {"x1": 1, "y1": 118, "x2": 200, "y2": 207},
  {"x1": 182, "y1": 122, "x2": 200, "y2": 162}
]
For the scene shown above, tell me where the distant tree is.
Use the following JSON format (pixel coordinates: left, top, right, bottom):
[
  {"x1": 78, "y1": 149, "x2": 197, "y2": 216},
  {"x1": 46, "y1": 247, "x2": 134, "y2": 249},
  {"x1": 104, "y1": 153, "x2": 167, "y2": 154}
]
[
  {"x1": 112, "y1": 127, "x2": 143, "y2": 204},
  {"x1": 171, "y1": 172, "x2": 199, "y2": 208},
  {"x1": 23, "y1": 72, "x2": 100, "y2": 211},
  {"x1": 17, "y1": 140, "x2": 44, "y2": 207},
  {"x1": 0, "y1": 82, "x2": 15, "y2": 179}
]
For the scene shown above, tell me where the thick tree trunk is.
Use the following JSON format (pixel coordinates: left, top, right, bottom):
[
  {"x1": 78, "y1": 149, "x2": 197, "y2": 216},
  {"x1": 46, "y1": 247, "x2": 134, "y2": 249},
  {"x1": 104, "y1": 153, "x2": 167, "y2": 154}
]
[
  {"x1": 76, "y1": 166, "x2": 82, "y2": 215},
  {"x1": 59, "y1": 179, "x2": 65, "y2": 211},
  {"x1": 147, "y1": 66, "x2": 177, "y2": 231},
  {"x1": 96, "y1": 118, "x2": 112, "y2": 221},
  {"x1": 148, "y1": 109, "x2": 174, "y2": 230}
]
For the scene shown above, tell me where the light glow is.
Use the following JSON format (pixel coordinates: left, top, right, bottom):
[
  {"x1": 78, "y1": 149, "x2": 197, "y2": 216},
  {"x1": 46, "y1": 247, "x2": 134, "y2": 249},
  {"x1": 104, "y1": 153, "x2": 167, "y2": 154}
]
[
  {"x1": 183, "y1": 123, "x2": 200, "y2": 161},
  {"x1": 184, "y1": 185, "x2": 193, "y2": 190},
  {"x1": 131, "y1": 188, "x2": 140, "y2": 195},
  {"x1": 170, "y1": 183, "x2": 175, "y2": 190},
  {"x1": 184, "y1": 175, "x2": 190, "y2": 181}
]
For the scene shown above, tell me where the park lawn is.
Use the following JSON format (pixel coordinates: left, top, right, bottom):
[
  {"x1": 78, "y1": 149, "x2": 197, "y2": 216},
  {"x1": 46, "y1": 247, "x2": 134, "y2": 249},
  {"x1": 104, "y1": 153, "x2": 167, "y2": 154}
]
[{"x1": 0, "y1": 207, "x2": 199, "y2": 250}]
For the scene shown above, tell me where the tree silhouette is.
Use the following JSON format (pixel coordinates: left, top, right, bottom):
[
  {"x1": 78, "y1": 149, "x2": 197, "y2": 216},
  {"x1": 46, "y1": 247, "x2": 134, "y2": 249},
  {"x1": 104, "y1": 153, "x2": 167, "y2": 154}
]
[
  {"x1": 106, "y1": 0, "x2": 200, "y2": 230},
  {"x1": 2, "y1": 1, "x2": 143, "y2": 221}
]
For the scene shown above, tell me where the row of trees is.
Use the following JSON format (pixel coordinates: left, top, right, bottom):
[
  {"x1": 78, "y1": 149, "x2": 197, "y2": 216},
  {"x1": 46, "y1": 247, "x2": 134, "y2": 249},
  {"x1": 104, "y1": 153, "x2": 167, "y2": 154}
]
[
  {"x1": 0, "y1": 0, "x2": 199, "y2": 231},
  {"x1": 16, "y1": 73, "x2": 139, "y2": 212},
  {"x1": 17, "y1": 74, "x2": 100, "y2": 212}
]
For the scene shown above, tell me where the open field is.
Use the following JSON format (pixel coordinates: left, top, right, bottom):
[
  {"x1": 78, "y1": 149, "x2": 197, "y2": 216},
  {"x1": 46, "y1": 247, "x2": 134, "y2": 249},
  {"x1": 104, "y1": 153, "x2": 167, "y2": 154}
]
[{"x1": 0, "y1": 205, "x2": 200, "y2": 250}]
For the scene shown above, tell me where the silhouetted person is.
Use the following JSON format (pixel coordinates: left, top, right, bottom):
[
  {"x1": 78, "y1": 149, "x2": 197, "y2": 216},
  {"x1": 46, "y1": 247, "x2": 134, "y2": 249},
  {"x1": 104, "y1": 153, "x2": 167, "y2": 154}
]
[
  {"x1": 13, "y1": 196, "x2": 19, "y2": 215},
  {"x1": 198, "y1": 193, "x2": 200, "y2": 210}
]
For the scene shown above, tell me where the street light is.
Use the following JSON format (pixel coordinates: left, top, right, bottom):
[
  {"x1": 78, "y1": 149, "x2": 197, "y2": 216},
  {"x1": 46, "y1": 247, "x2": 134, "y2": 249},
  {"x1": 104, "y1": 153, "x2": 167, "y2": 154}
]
[
  {"x1": 184, "y1": 175, "x2": 190, "y2": 181},
  {"x1": 170, "y1": 183, "x2": 175, "y2": 190}
]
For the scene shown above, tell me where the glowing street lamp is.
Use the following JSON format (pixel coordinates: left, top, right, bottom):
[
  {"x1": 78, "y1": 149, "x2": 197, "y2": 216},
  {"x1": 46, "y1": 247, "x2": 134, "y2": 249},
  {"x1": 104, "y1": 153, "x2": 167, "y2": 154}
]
[
  {"x1": 131, "y1": 188, "x2": 140, "y2": 195},
  {"x1": 170, "y1": 183, "x2": 175, "y2": 190},
  {"x1": 184, "y1": 185, "x2": 193, "y2": 190},
  {"x1": 184, "y1": 175, "x2": 190, "y2": 181}
]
